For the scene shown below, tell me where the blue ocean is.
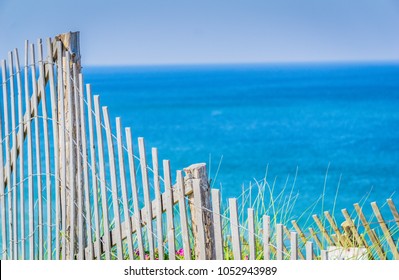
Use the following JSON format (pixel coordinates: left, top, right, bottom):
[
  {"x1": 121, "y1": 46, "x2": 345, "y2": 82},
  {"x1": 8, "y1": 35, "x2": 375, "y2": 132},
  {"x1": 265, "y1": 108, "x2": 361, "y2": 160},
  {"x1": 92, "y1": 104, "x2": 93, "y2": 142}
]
[{"x1": 84, "y1": 62, "x2": 399, "y2": 217}]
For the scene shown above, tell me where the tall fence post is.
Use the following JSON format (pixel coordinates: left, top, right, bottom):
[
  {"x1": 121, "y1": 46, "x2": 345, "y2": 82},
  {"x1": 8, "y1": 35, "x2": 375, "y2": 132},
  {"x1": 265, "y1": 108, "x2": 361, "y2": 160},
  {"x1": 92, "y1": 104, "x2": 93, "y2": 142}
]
[
  {"x1": 184, "y1": 163, "x2": 215, "y2": 260},
  {"x1": 56, "y1": 32, "x2": 82, "y2": 259}
]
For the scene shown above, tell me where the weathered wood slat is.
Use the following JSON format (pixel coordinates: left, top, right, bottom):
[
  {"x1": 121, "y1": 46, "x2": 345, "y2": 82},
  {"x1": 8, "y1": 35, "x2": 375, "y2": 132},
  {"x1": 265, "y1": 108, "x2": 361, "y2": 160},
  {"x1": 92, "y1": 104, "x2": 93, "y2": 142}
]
[
  {"x1": 0, "y1": 82, "x2": 7, "y2": 259},
  {"x1": 46, "y1": 37, "x2": 59, "y2": 260},
  {"x1": 72, "y1": 65, "x2": 84, "y2": 260},
  {"x1": 37, "y1": 39, "x2": 52, "y2": 260},
  {"x1": 306, "y1": 241, "x2": 313, "y2": 260},
  {"x1": 292, "y1": 221, "x2": 310, "y2": 259},
  {"x1": 371, "y1": 202, "x2": 399, "y2": 259},
  {"x1": 65, "y1": 52, "x2": 76, "y2": 260},
  {"x1": 291, "y1": 220, "x2": 307, "y2": 244},
  {"x1": 229, "y1": 198, "x2": 241, "y2": 260},
  {"x1": 280, "y1": 226, "x2": 290, "y2": 259},
  {"x1": 324, "y1": 211, "x2": 344, "y2": 247},
  {"x1": 125, "y1": 128, "x2": 145, "y2": 260},
  {"x1": 14, "y1": 48, "x2": 25, "y2": 260},
  {"x1": 194, "y1": 179, "x2": 207, "y2": 259},
  {"x1": 309, "y1": 228, "x2": 323, "y2": 251},
  {"x1": 163, "y1": 160, "x2": 176, "y2": 260},
  {"x1": 312, "y1": 214, "x2": 333, "y2": 246},
  {"x1": 184, "y1": 163, "x2": 214, "y2": 260},
  {"x1": 93, "y1": 95, "x2": 111, "y2": 260},
  {"x1": 331, "y1": 234, "x2": 338, "y2": 246},
  {"x1": 248, "y1": 208, "x2": 255, "y2": 260},
  {"x1": 283, "y1": 226, "x2": 304, "y2": 260},
  {"x1": 57, "y1": 41, "x2": 67, "y2": 260},
  {"x1": 290, "y1": 232, "x2": 298, "y2": 260},
  {"x1": 211, "y1": 189, "x2": 223, "y2": 260},
  {"x1": 276, "y1": 223, "x2": 284, "y2": 260},
  {"x1": 25, "y1": 41, "x2": 35, "y2": 260},
  {"x1": 177, "y1": 170, "x2": 191, "y2": 260},
  {"x1": 341, "y1": 209, "x2": 367, "y2": 248},
  {"x1": 8, "y1": 50, "x2": 18, "y2": 260},
  {"x1": 387, "y1": 199, "x2": 399, "y2": 229},
  {"x1": 353, "y1": 203, "x2": 385, "y2": 260},
  {"x1": 152, "y1": 148, "x2": 164, "y2": 260},
  {"x1": 78, "y1": 74, "x2": 93, "y2": 260},
  {"x1": 2, "y1": 58, "x2": 13, "y2": 259},
  {"x1": 138, "y1": 137, "x2": 155, "y2": 260},
  {"x1": 103, "y1": 107, "x2": 123, "y2": 259},
  {"x1": 116, "y1": 118, "x2": 134, "y2": 260},
  {"x1": 31, "y1": 43, "x2": 45, "y2": 259},
  {"x1": 86, "y1": 85, "x2": 100, "y2": 260},
  {"x1": 263, "y1": 215, "x2": 270, "y2": 260}
]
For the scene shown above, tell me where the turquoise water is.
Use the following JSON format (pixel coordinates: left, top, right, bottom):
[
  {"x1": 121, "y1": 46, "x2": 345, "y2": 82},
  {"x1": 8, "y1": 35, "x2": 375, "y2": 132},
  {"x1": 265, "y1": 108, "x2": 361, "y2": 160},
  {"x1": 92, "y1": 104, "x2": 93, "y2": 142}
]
[{"x1": 84, "y1": 62, "x2": 399, "y2": 216}]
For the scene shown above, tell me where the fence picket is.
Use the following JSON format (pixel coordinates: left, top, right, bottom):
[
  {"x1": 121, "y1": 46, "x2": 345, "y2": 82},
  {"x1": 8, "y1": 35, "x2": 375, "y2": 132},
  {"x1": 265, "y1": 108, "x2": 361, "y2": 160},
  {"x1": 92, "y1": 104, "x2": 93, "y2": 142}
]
[
  {"x1": 321, "y1": 250, "x2": 328, "y2": 260},
  {"x1": 46, "y1": 37, "x2": 59, "y2": 260},
  {"x1": 163, "y1": 160, "x2": 176, "y2": 260},
  {"x1": 371, "y1": 202, "x2": 399, "y2": 259},
  {"x1": 57, "y1": 41, "x2": 67, "y2": 260},
  {"x1": 387, "y1": 199, "x2": 399, "y2": 229},
  {"x1": 211, "y1": 189, "x2": 223, "y2": 260},
  {"x1": 263, "y1": 215, "x2": 270, "y2": 260},
  {"x1": 276, "y1": 224, "x2": 284, "y2": 260},
  {"x1": 152, "y1": 148, "x2": 164, "y2": 260},
  {"x1": 291, "y1": 220, "x2": 307, "y2": 244},
  {"x1": 312, "y1": 214, "x2": 333, "y2": 246},
  {"x1": 229, "y1": 198, "x2": 241, "y2": 260},
  {"x1": 103, "y1": 107, "x2": 123, "y2": 259},
  {"x1": 353, "y1": 203, "x2": 385, "y2": 260},
  {"x1": 65, "y1": 52, "x2": 76, "y2": 259},
  {"x1": 290, "y1": 232, "x2": 298, "y2": 260},
  {"x1": 306, "y1": 241, "x2": 313, "y2": 260},
  {"x1": 138, "y1": 137, "x2": 155, "y2": 260},
  {"x1": 31, "y1": 43, "x2": 45, "y2": 259},
  {"x1": 0, "y1": 86, "x2": 6, "y2": 259},
  {"x1": 309, "y1": 228, "x2": 323, "y2": 251},
  {"x1": 86, "y1": 85, "x2": 101, "y2": 260},
  {"x1": 177, "y1": 170, "x2": 191, "y2": 260},
  {"x1": 37, "y1": 39, "x2": 52, "y2": 260},
  {"x1": 8, "y1": 50, "x2": 18, "y2": 260},
  {"x1": 78, "y1": 74, "x2": 93, "y2": 260},
  {"x1": 2, "y1": 58, "x2": 13, "y2": 260},
  {"x1": 194, "y1": 179, "x2": 207, "y2": 260},
  {"x1": 116, "y1": 118, "x2": 134, "y2": 260},
  {"x1": 324, "y1": 211, "x2": 344, "y2": 247},
  {"x1": 126, "y1": 128, "x2": 145, "y2": 260},
  {"x1": 72, "y1": 64, "x2": 84, "y2": 260},
  {"x1": 341, "y1": 209, "x2": 367, "y2": 248},
  {"x1": 248, "y1": 208, "x2": 255, "y2": 260},
  {"x1": 284, "y1": 226, "x2": 304, "y2": 260},
  {"x1": 25, "y1": 41, "x2": 35, "y2": 260},
  {"x1": 93, "y1": 95, "x2": 111, "y2": 260}
]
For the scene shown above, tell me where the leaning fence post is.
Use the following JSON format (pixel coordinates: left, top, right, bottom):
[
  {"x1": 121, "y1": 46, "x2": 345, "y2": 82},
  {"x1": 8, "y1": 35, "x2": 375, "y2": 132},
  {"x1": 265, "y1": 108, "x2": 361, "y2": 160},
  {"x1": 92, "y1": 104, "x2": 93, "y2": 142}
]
[
  {"x1": 55, "y1": 32, "x2": 82, "y2": 259},
  {"x1": 184, "y1": 163, "x2": 215, "y2": 260}
]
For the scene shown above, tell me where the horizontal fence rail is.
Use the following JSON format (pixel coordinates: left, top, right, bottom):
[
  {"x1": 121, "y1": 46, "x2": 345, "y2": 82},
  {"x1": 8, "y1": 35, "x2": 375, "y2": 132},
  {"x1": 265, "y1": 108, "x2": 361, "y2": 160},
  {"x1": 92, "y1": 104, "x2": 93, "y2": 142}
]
[{"x1": 0, "y1": 32, "x2": 398, "y2": 260}]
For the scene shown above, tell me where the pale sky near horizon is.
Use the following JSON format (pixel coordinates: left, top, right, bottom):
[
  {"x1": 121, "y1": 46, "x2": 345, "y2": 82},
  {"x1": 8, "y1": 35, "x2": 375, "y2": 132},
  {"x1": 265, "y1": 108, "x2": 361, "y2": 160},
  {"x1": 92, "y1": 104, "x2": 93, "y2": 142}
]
[{"x1": 0, "y1": 0, "x2": 398, "y2": 66}]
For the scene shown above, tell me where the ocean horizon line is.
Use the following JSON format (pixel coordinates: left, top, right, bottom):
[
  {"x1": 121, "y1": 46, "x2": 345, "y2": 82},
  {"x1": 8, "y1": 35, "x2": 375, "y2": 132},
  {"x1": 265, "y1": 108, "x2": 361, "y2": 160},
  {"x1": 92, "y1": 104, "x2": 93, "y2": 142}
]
[{"x1": 82, "y1": 59, "x2": 399, "y2": 68}]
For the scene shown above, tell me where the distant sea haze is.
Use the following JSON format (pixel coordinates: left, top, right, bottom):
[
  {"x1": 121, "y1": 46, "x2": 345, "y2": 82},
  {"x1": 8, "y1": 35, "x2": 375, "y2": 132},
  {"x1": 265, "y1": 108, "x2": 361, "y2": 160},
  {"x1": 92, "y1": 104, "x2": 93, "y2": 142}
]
[{"x1": 84, "y1": 62, "x2": 399, "y2": 217}]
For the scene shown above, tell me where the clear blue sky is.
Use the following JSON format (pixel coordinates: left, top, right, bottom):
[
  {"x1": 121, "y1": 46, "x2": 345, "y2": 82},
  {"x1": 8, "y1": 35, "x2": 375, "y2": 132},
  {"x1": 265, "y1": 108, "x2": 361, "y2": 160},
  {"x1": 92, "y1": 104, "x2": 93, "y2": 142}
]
[{"x1": 0, "y1": 0, "x2": 398, "y2": 65}]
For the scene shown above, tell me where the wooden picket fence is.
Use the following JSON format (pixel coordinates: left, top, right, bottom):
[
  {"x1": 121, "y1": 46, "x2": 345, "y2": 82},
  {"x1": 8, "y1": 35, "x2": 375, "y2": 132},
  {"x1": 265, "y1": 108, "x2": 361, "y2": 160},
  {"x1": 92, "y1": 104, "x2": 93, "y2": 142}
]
[
  {"x1": 218, "y1": 197, "x2": 399, "y2": 260},
  {"x1": 0, "y1": 32, "x2": 398, "y2": 260}
]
